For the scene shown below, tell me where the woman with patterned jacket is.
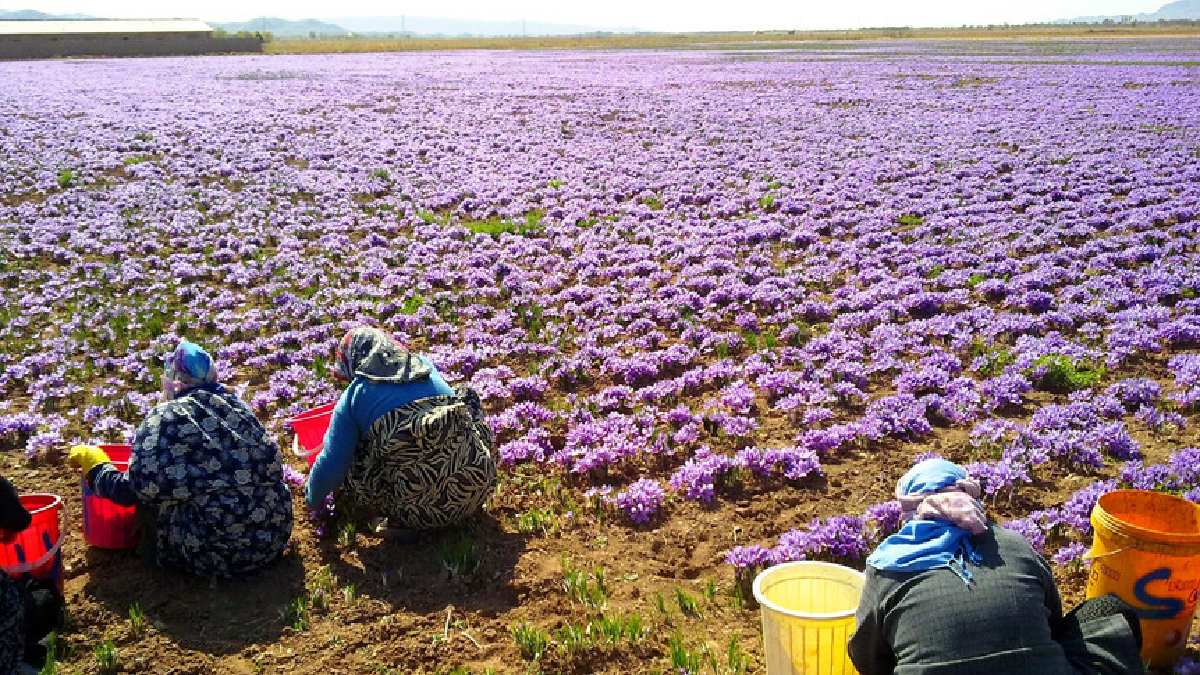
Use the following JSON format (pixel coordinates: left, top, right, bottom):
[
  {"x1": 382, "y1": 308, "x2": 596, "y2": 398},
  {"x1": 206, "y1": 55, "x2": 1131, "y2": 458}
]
[
  {"x1": 304, "y1": 326, "x2": 496, "y2": 532},
  {"x1": 69, "y1": 339, "x2": 293, "y2": 578}
]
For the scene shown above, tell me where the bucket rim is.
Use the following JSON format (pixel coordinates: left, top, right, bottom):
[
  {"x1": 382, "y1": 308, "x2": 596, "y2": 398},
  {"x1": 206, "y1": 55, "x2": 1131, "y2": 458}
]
[
  {"x1": 98, "y1": 444, "x2": 133, "y2": 463},
  {"x1": 752, "y1": 560, "x2": 864, "y2": 621},
  {"x1": 288, "y1": 402, "x2": 336, "y2": 423},
  {"x1": 1094, "y1": 489, "x2": 1200, "y2": 546},
  {"x1": 18, "y1": 493, "x2": 62, "y2": 517}
]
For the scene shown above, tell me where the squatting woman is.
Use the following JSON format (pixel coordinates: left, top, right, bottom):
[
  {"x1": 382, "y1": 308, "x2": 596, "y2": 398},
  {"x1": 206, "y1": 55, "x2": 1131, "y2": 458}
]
[
  {"x1": 70, "y1": 339, "x2": 293, "y2": 578},
  {"x1": 305, "y1": 326, "x2": 496, "y2": 532}
]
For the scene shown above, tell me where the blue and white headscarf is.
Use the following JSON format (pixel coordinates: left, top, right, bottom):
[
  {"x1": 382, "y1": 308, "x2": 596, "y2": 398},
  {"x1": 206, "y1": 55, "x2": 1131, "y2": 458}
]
[
  {"x1": 866, "y1": 458, "x2": 987, "y2": 585},
  {"x1": 161, "y1": 339, "x2": 219, "y2": 400}
]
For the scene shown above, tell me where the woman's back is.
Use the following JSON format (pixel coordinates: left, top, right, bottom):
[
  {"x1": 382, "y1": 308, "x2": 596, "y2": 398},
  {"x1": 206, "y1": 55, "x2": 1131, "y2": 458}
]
[
  {"x1": 850, "y1": 525, "x2": 1073, "y2": 674},
  {"x1": 128, "y1": 387, "x2": 293, "y2": 577}
]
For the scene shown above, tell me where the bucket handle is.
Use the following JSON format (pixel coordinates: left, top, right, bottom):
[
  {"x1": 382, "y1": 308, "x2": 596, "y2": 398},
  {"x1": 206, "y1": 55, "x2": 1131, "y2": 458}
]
[
  {"x1": 1083, "y1": 547, "x2": 1126, "y2": 562},
  {"x1": 3, "y1": 508, "x2": 67, "y2": 576},
  {"x1": 291, "y1": 434, "x2": 320, "y2": 460}
]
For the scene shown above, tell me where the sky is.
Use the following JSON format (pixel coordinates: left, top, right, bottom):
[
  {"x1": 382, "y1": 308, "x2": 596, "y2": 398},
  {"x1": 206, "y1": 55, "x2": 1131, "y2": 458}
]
[{"x1": 1, "y1": 0, "x2": 1171, "y2": 31}]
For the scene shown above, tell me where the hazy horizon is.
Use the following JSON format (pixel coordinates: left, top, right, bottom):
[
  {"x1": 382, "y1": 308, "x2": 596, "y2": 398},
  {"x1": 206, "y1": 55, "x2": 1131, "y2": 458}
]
[{"x1": 0, "y1": 0, "x2": 1175, "y2": 32}]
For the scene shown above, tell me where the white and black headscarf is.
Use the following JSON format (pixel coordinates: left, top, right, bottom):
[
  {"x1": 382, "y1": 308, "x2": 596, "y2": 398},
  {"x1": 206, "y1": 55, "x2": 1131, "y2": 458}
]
[{"x1": 333, "y1": 326, "x2": 431, "y2": 384}]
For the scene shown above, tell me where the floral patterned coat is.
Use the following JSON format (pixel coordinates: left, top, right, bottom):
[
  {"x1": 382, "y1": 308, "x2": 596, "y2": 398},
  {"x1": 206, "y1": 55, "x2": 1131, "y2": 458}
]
[{"x1": 94, "y1": 386, "x2": 293, "y2": 578}]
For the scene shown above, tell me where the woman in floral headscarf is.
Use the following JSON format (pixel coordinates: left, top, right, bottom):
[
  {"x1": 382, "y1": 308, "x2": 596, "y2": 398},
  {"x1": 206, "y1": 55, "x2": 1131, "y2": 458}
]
[
  {"x1": 305, "y1": 326, "x2": 495, "y2": 532},
  {"x1": 849, "y1": 458, "x2": 1143, "y2": 675},
  {"x1": 69, "y1": 339, "x2": 293, "y2": 578}
]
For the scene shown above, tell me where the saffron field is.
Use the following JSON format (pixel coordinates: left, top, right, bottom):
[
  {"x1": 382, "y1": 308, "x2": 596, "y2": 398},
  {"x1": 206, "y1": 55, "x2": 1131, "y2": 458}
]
[{"x1": 2, "y1": 39, "x2": 1200, "y2": 673}]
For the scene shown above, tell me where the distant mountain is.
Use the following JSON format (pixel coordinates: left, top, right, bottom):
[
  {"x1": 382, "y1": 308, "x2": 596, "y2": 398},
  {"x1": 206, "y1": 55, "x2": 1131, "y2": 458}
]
[
  {"x1": 0, "y1": 9, "x2": 622, "y2": 37},
  {"x1": 212, "y1": 17, "x2": 348, "y2": 36},
  {"x1": 1145, "y1": 0, "x2": 1200, "y2": 18},
  {"x1": 329, "y1": 15, "x2": 618, "y2": 37},
  {"x1": 0, "y1": 9, "x2": 93, "y2": 19},
  {"x1": 1061, "y1": 0, "x2": 1200, "y2": 23}
]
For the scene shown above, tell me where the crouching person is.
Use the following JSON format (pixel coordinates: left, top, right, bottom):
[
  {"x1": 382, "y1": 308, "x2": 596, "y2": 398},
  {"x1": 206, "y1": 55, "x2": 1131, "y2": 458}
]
[
  {"x1": 70, "y1": 339, "x2": 293, "y2": 578},
  {"x1": 1, "y1": 475, "x2": 64, "y2": 674},
  {"x1": 305, "y1": 326, "x2": 496, "y2": 533},
  {"x1": 849, "y1": 458, "x2": 1144, "y2": 675}
]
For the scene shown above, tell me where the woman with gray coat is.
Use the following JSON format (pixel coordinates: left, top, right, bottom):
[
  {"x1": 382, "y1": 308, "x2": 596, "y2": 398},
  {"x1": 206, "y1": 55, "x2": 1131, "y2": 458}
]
[{"x1": 849, "y1": 458, "x2": 1144, "y2": 675}]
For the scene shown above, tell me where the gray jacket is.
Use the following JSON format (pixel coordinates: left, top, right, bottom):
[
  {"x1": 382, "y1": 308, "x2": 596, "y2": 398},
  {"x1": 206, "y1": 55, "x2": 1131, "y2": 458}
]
[{"x1": 848, "y1": 525, "x2": 1143, "y2": 675}]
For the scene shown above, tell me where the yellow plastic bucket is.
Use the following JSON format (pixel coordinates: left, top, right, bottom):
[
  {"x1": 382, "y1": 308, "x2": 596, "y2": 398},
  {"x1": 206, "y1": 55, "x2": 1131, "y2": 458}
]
[
  {"x1": 1086, "y1": 490, "x2": 1200, "y2": 668},
  {"x1": 753, "y1": 561, "x2": 864, "y2": 675}
]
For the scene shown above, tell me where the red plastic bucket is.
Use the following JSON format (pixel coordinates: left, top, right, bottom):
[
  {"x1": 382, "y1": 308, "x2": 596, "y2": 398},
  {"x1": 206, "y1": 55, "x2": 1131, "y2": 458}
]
[
  {"x1": 81, "y1": 443, "x2": 139, "y2": 550},
  {"x1": 288, "y1": 403, "x2": 334, "y2": 468},
  {"x1": 0, "y1": 493, "x2": 65, "y2": 592}
]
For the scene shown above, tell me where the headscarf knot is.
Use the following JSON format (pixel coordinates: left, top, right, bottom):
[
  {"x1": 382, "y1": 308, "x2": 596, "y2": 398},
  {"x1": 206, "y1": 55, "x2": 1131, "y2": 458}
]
[{"x1": 866, "y1": 458, "x2": 988, "y2": 586}]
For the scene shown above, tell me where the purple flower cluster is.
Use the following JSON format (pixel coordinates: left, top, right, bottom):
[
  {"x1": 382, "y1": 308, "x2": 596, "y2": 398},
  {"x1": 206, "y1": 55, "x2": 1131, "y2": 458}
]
[
  {"x1": 864, "y1": 500, "x2": 904, "y2": 538},
  {"x1": 668, "y1": 447, "x2": 736, "y2": 504},
  {"x1": 281, "y1": 464, "x2": 306, "y2": 489},
  {"x1": 1051, "y1": 542, "x2": 1089, "y2": 566},
  {"x1": 1171, "y1": 355, "x2": 1200, "y2": 410},
  {"x1": 1022, "y1": 402, "x2": 1141, "y2": 468},
  {"x1": 981, "y1": 374, "x2": 1032, "y2": 412},
  {"x1": 734, "y1": 446, "x2": 822, "y2": 482},
  {"x1": 1003, "y1": 516, "x2": 1048, "y2": 553},
  {"x1": 857, "y1": 394, "x2": 932, "y2": 441},
  {"x1": 725, "y1": 545, "x2": 773, "y2": 570},
  {"x1": 770, "y1": 516, "x2": 870, "y2": 564},
  {"x1": 1105, "y1": 378, "x2": 1162, "y2": 410},
  {"x1": 610, "y1": 478, "x2": 666, "y2": 525},
  {"x1": 1136, "y1": 404, "x2": 1187, "y2": 434}
]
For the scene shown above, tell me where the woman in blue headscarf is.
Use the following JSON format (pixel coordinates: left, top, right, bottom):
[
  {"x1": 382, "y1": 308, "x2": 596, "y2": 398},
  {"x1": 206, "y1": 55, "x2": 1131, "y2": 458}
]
[
  {"x1": 849, "y1": 458, "x2": 1144, "y2": 675},
  {"x1": 68, "y1": 339, "x2": 293, "y2": 578}
]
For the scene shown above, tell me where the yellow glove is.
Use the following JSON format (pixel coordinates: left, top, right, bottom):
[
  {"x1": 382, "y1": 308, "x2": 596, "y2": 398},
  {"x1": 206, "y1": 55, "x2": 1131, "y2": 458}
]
[{"x1": 68, "y1": 445, "x2": 111, "y2": 474}]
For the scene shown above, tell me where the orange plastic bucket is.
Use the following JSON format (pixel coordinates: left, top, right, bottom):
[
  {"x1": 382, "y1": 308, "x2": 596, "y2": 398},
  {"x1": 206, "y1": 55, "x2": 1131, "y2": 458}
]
[
  {"x1": 1086, "y1": 490, "x2": 1200, "y2": 668},
  {"x1": 288, "y1": 403, "x2": 334, "y2": 468},
  {"x1": 82, "y1": 444, "x2": 139, "y2": 550},
  {"x1": 0, "y1": 493, "x2": 65, "y2": 592}
]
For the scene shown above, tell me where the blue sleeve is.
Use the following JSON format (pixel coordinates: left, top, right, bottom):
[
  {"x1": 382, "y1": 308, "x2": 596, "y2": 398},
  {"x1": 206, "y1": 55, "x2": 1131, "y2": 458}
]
[
  {"x1": 305, "y1": 387, "x2": 359, "y2": 508},
  {"x1": 89, "y1": 464, "x2": 139, "y2": 506}
]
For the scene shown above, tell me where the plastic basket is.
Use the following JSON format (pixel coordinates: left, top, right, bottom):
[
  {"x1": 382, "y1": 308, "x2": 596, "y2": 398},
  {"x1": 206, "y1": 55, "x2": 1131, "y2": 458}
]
[
  {"x1": 81, "y1": 443, "x2": 139, "y2": 550},
  {"x1": 288, "y1": 403, "x2": 335, "y2": 468},
  {"x1": 753, "y1": 561, "x2": 864, "y2": 674},
  {"x1": 0, "y1": 493, "x2": 65, "y2": 592}
]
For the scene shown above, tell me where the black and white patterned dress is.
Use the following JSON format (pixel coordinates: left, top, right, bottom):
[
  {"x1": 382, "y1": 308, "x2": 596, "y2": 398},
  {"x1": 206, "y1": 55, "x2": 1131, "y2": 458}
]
[{"x1": 342, "y1": 387, "x2": 496, "y2": 529}]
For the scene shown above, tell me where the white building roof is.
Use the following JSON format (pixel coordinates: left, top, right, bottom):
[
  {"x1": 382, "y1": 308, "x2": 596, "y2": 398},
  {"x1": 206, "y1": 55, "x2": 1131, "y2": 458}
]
[{"x1": 0, "y1": 19, "x2": 213, "y2": 35}]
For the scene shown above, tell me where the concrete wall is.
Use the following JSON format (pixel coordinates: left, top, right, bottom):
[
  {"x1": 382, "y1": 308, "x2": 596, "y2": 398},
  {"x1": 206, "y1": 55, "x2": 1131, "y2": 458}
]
[{"x1": 0, "y1": 33, "x2": 262, "y2": 60}]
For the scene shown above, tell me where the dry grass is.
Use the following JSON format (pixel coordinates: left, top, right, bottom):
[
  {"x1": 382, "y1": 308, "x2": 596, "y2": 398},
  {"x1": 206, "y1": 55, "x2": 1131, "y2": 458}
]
[{"x1": 266, "y1": 23, "x2": 1200, "y2": 54}]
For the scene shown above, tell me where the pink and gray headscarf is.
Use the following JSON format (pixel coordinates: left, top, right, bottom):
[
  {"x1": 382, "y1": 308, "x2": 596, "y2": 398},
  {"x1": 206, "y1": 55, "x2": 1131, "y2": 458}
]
[
  {"x1": 332, "y1": 326, "x2": 430, "y2": 384},
  {"x1": 866, "y1": 458, "x2": 988, "y2": 585},
  {"x1": 161, "y1": 339, "x2": 219, "y2": 400}
]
